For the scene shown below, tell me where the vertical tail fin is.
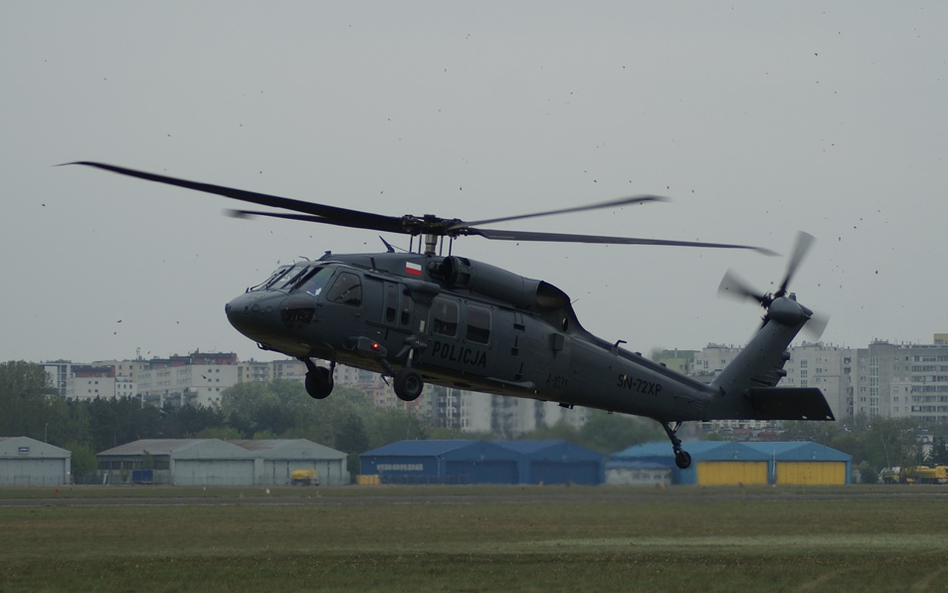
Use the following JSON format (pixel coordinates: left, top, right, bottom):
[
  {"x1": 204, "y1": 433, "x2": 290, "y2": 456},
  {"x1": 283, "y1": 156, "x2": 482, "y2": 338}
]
[
  {"x1": 708, "y1": 296, "x2": 833, "y2": 420},
  {"x1": 709, "y1": 299, "x2": 801, "y2": 396}
]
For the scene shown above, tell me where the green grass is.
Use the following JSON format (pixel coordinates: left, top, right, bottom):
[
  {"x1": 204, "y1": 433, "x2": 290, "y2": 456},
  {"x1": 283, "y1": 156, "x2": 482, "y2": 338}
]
[{"x1": 2, "y1": 485, "x2": 947, "y2": 592}]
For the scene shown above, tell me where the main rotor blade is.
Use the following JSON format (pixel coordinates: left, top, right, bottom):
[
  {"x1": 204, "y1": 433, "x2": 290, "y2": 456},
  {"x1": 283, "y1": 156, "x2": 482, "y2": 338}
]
[
  {"x1": 778, "y1": 231, "x2": 816, "y2": 295},
  {"x1": 65, "y1": 162, "x2": 407, "y2": 234},
  {"x1": 227, "y1": 209, "x2": 365, "y2": 228},
  {"x1": 470, "y1": 227, "x2": 777, "y2": 254},
  {"x1": 448, "y1": 195, "x2": 667, "y2": 231}
]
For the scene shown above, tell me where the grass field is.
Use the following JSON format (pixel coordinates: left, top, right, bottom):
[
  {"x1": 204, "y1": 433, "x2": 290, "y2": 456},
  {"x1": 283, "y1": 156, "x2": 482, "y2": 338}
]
[{"x1": 2, "y1": 485, "x2": 948, "y2": 592}]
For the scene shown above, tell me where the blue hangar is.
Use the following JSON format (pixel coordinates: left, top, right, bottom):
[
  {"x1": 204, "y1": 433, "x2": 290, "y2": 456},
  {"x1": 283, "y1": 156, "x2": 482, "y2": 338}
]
[{"x1": 360, "y1": 439, "x2": 604, "y2": 485}]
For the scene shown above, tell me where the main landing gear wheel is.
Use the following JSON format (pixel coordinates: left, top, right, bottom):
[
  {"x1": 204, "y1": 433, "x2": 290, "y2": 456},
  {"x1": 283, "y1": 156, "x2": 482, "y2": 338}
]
[
  {"x1": 661, "y1": 421, "x2": 692, "y2": 469},
  {"x1": 675, "y1": 449, "x2": 692, "y2": 470},
  {"x1": 393, "y1": 369, "x2": 424, "y2": 402},
  {"x1": 305, "y1": 367, "x2": 333, "y2": 399},
  {"x1": 302, "y1": 359, "x2": 333, "y2": 400}
]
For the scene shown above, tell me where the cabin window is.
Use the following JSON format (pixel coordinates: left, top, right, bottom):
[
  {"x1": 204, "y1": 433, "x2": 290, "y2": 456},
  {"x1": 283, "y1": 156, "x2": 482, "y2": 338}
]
[
  {"x1": 466, "y1": 305, "x2": 491, "y2": 345},
  {"x1": 326, "y1": 272, "x2": 362, "y2": 307},
  {"x1": 431, "y1": 298, "x2": 459, "y2": 337}
]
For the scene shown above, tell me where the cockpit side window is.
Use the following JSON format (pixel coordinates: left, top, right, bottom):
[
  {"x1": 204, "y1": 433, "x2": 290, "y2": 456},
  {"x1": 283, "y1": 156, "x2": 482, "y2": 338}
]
[
  {"x1": 326, "y1": 272, "x2": 363, "y2": 306},
  {"x1": 296, "y1": 267, "x2": 334, "y2": 297}
]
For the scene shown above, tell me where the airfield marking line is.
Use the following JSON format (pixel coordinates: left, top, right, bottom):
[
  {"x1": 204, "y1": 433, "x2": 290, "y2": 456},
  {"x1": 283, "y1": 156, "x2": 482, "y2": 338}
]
[
  {"x1": 912, "y1": 565, "x2": 948, "y2": 591},
  {"x1": 795, "y1": 566, "x2": 858, "y2": 591}
]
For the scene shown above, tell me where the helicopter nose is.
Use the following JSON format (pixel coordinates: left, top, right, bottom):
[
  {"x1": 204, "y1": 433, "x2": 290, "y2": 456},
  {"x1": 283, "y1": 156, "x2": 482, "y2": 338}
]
[{"x1": 225, "y1": 292, "x2": 283, "y2": 341}]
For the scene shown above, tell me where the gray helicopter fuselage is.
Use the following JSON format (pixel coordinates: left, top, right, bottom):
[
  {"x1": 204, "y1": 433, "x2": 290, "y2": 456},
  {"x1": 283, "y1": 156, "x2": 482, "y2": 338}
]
[{"x1": 224, "y1": 251, "x2": 735, "y2": 423}]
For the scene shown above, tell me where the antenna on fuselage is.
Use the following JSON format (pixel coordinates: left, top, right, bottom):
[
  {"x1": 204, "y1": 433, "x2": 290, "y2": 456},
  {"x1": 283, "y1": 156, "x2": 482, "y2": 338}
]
[{"x1": 379, "y1": 236, "x2": 396, "y2": 253}]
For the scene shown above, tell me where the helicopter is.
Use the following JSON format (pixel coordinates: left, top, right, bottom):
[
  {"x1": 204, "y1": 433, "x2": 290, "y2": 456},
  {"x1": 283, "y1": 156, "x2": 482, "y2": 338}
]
[{"x1": 68, "y1": 162, "x2": 834, "y2": 469}]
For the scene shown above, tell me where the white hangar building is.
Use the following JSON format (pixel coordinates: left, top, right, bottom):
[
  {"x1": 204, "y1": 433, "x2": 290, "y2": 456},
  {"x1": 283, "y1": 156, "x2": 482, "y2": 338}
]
[
  {"x1": 0, "y1": 437, "x2": 72, "y2": 486},
  {"x1": 97, "y1": 439, "x2": 349, "y2": 486},
  {"x1": 229, "y1": 439, "x2": 349, "y2": 486}
]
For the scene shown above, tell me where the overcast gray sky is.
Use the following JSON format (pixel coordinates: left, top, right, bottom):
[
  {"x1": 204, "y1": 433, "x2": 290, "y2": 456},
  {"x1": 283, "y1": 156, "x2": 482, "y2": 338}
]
[{"x1": 3, "y1": 2, "x2": 946, "y2": 364}]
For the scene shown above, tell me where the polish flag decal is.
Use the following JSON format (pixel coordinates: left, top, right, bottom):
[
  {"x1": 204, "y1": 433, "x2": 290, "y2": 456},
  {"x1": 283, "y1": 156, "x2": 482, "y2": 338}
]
[{"x1": 405, "y1": 262, "x2": 423, "y2": 277}]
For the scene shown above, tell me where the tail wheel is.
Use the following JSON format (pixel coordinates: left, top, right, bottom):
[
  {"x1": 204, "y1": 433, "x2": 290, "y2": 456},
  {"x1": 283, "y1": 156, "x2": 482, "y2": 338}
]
[
  {"x1": 662, "y1": 421, "x2": 692, "y2": 469},
  {"x1": 394, "y1": 369, "x2": 424, "y2": 402}
]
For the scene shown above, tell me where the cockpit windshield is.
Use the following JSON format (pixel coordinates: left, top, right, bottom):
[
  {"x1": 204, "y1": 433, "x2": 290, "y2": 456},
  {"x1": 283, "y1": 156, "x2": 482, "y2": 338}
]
[
  {"x1": 247, "y1": 263, "x2": 335, "y2": 296},
  {"x1": 274, "y1": 265, "x2": 313, "y2": 290},
  {"x1": 248, "y1": 265, "x2": 294, "y2": 292}
]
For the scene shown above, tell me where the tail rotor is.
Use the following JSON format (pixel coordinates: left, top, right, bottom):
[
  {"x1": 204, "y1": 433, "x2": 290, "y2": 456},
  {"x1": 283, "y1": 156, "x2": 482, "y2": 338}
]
[{"x1": 718, "y1": 232, "x2": 828, "y2": 340}]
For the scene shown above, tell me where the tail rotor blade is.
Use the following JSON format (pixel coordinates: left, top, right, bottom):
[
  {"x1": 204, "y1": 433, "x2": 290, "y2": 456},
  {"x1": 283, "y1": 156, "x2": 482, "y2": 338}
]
[
  {"x1": 718, "y1": 269, "x2": 767, "y2": 305},
  {"x1": 777, "y1": 231, "x2": 816, "y2": 296},
  {"x1": 803, "y1": 311, "x2": 830, "y2": 341}
]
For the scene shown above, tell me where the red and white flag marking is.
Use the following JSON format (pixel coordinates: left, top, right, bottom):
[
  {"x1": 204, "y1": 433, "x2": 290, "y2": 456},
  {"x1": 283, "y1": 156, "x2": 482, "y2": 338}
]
[{"x1": 405, "y1": 262, "x2": 423, "y2": 277}]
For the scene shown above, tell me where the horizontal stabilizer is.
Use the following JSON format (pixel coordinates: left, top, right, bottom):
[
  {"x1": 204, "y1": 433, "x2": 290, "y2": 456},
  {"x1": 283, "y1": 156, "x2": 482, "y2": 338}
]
[{"x1": 746, "y1": 388, "x2": 835, "y2": 421}]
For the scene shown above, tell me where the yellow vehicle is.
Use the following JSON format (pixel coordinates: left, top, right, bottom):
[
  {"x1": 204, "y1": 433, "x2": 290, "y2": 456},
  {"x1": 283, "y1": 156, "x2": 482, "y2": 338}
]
[
  {"x1": 899, "y1": 466, "x2": 921, "y2": 484},
  {"x1": 290, "y1": 469, "x2": 320, "y2": 486},
  {"x1": 901, "y1": 465, "x2": 948, "y2": 484}
]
